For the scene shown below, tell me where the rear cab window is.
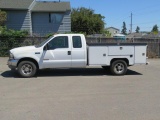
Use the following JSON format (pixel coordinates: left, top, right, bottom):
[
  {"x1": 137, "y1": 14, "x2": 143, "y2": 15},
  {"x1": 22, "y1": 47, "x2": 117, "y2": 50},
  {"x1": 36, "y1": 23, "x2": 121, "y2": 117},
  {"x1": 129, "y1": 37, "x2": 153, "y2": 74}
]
[{"x1": 72, "y1": 36, "x2": 82, "y2": 48}]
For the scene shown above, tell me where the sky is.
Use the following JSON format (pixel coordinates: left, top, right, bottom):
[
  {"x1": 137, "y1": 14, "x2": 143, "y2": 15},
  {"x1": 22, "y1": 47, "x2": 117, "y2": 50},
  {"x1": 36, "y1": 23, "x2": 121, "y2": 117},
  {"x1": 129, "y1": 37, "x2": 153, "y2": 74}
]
[{"x1": 39, "y1": 0, "x2": 160, "y2": 32}]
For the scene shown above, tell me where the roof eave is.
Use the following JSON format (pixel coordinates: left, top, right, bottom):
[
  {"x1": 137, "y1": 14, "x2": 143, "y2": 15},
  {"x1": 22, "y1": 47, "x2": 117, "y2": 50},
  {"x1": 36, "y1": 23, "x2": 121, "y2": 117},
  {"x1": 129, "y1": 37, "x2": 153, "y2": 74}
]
[
  {"x1": 0, "y1": 8, "x2": 29, "y2": 10},
  {"x1": 31, "y1": 10, "x2": 67, "y2": 12}
]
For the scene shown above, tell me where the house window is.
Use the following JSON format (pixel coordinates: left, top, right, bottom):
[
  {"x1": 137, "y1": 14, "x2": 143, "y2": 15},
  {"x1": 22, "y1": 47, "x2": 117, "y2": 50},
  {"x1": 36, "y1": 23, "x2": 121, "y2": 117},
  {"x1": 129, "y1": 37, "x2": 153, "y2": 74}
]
[
  {"x1": 49, "y1": 13, "x2": 63, "y2": 23},
  {"x1": 114, "y1": 31, "x2": 117, "y2": 34}
]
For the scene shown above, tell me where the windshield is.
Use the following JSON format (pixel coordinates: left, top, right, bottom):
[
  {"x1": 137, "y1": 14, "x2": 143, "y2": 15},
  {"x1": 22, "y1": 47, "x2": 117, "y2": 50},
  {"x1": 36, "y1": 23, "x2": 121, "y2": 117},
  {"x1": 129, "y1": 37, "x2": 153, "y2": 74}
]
[{"x1": 35, "y1": 36, "x2": 53, "y2": 48}]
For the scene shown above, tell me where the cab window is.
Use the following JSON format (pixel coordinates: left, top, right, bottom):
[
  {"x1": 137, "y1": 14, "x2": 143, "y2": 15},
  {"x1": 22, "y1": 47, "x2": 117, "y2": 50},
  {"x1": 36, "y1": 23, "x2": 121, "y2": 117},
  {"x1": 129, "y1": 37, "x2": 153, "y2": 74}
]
[
  {"x1": 48, "y1": 36, "x2": 68, "y2": 49},
  {"x1": 72, "y1": 36, "x2": 82, "y2": 48}
]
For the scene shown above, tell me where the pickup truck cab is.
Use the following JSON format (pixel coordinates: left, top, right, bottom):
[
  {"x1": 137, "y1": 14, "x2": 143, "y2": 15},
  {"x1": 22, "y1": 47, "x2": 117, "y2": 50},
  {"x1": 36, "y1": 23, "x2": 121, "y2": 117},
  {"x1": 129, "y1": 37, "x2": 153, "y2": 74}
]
[{"x1": 8, "y1": 34, "x2": 148, "y2": 77}]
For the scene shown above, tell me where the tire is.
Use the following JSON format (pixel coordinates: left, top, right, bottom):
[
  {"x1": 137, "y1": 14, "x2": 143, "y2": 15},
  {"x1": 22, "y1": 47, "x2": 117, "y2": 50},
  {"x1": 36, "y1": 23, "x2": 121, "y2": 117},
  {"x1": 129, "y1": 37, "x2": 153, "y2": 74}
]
[
  {"x1": 18, "y1": 61, "x2": 37, "y2": 78},
  {"x1": 110, "y1": 60, "x2": 127, "y2": 75}
]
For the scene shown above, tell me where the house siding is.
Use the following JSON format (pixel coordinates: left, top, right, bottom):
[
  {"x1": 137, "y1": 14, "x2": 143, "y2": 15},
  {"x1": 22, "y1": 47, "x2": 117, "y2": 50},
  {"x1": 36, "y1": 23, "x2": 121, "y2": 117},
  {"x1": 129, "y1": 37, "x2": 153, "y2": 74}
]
[
  {"x1": 5, "y1": 10, "x2": 31, "y2": 31},
  {"x1": 107, "y1": 28, "x2": 120, "y2": 37},
  {"x1": 58, "y1": 11, "x2": 71, "y2": 33},
  {"x1": 32, "y1": 11, "x2": 71, "y2": 36}
]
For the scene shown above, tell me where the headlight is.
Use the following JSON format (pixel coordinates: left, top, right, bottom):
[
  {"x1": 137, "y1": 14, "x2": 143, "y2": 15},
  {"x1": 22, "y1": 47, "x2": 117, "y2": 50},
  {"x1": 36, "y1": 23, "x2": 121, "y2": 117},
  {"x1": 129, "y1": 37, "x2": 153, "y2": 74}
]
[{"x1": 9, "y1": 53, "x2": 14, "y2": 59}]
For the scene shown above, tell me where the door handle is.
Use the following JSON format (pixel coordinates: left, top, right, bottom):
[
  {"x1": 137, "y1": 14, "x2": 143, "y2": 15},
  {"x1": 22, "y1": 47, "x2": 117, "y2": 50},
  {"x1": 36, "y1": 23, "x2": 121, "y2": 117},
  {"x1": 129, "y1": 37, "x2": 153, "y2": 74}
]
[{"x1": 68, "y1": 51, "x2": 71, "y2": 55}]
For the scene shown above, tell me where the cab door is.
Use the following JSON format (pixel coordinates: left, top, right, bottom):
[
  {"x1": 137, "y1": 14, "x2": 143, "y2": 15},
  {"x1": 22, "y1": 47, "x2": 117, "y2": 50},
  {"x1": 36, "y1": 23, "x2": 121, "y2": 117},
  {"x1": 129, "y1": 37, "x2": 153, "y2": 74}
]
[
  {"x1": 42, "y1": 36, "x2": 72, "y2": 68},
  {"x1": 71, "y1": 36, "x2": 86, "y2": 67}
]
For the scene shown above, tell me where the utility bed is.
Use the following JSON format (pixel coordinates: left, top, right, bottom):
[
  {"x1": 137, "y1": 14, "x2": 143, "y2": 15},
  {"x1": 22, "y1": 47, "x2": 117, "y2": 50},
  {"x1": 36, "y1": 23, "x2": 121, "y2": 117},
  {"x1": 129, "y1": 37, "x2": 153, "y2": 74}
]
[{"x1": 88, "y1": 43, "x2": 147, "y2": 66}]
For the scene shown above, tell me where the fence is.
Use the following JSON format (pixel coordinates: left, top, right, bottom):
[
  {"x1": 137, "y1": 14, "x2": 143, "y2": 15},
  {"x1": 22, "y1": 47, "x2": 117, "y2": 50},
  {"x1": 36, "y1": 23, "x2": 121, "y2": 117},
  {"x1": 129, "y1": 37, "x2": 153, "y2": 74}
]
[
  {"x1": 134, "y1": 38, "x2": 160, "y2": 58},
  {"x1": 0, "y1": 36, "x2": 160, "y2": 58}
]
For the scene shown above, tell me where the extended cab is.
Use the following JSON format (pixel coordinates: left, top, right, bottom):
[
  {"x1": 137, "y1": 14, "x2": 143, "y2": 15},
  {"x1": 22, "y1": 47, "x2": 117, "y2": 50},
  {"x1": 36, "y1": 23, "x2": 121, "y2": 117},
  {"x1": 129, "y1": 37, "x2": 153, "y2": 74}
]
[{"x1": 8, "y1": 34, "x2": 148, "y2": 77}]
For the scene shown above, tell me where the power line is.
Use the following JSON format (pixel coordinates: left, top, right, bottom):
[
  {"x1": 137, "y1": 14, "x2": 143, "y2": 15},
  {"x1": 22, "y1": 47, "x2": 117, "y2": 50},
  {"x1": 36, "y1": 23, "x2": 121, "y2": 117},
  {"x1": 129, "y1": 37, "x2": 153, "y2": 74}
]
[
  {"x1": 134, "y1": 9, "x2": 160, "y2": 17},
  {"x1": 107, "y1": 2, "x2": 160, "y2": 31},
  {"x1": 110, "y1": 16, "x2": 130, "y2": 25},
  {"x1": 110, "y1": 3, "x2": 160, "y2": 24},
  {"x1": 133, "y1": 20, "x2": 160, "y2": 25}
]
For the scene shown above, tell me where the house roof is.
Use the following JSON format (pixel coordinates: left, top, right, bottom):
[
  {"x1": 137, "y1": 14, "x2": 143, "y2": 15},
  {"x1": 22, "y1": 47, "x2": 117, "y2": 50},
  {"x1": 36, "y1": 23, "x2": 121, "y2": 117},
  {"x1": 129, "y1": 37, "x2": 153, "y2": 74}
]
[
  {"x1": 142, "y1": 32, "x2": 160, "y2": 38},
  {"x1": 32, "y1": 1, "x2": 71, "y2": 12},
  {"x1": 126, "y1": 33, "x2": 143, "y2": 38},
  {"x1": 106, "y1": 27, "x2": 120, "y2": 31},
  {"x1": 0, "y1": 0, "x2": 34, "y2": 10},
  {"x1": 0, "y1": 0, "x2": 71, "y2": 12}
]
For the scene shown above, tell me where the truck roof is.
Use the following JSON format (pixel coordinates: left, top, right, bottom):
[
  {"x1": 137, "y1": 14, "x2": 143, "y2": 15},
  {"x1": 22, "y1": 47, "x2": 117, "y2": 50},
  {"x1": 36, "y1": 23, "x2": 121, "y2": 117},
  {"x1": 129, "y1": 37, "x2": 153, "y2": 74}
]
[{"x1": 53, "y1": 34, "x2": 84, "y2": 36}]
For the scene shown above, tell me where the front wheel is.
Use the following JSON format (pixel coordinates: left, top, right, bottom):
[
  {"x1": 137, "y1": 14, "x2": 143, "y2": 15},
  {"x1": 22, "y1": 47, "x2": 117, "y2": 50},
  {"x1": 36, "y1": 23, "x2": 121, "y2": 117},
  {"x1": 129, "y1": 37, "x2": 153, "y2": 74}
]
[
  {"x1": 18, "y1": 61, "x2": 37, "y2": 78},
  {"x1": 110, "y1": 60, "x2": 127, "y2": 75}
]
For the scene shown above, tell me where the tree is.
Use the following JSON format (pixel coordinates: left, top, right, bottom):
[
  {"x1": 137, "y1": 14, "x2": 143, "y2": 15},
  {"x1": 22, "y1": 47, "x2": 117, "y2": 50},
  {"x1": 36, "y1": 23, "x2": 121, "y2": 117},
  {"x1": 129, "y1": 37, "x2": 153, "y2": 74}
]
[
  {"x1": 151, "y1": 24, "x2": 159, "y2": 34},
  {"x1": 135, "y1": 26, "x2": 140, "y2": 33},
  {"x1": 0, "y1": 10, "x2": 7, "y2": 26},
  {"x1": 121, "y1": 22, "x2": 127, "y2": 35},
  {"x1": 71, "y1": 7, "x2": 105, "y2": 35}
]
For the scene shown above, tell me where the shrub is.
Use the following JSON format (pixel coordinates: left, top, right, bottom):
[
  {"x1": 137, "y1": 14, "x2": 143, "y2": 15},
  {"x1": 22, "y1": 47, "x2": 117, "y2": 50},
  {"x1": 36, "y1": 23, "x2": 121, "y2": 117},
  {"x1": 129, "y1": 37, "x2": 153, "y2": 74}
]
[{"x1": 0, "y1": 26, "x2": 29, "y2": 56}]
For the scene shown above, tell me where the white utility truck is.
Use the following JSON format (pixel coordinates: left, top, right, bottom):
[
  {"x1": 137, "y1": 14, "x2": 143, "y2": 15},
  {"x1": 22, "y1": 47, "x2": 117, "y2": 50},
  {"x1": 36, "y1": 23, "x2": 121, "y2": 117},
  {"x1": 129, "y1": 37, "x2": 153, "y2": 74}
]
[{"x1": 8, "y1": 34, "x2": 148, "y2": 77}]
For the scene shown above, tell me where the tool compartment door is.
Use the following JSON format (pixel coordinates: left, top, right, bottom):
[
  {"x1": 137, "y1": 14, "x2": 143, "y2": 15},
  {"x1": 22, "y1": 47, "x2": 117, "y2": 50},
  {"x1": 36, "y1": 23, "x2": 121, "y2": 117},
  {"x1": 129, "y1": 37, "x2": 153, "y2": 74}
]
[
  {"x1": 135, "y1": 46, "x2": 147, "y2": 64},
  {"x1": 108, "y1": 46, "x2": 134, "y2": 56},
  {"x1": 88, "y1": 46, "x2": 108, "y2": 65}
]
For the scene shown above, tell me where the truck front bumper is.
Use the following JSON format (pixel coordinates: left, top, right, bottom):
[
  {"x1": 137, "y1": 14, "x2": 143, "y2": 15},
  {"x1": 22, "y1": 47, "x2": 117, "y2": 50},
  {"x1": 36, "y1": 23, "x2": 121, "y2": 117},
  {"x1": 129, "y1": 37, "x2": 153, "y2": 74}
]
[{"x1": 7, "y1": 59, "x2": 18, "y2": 69}]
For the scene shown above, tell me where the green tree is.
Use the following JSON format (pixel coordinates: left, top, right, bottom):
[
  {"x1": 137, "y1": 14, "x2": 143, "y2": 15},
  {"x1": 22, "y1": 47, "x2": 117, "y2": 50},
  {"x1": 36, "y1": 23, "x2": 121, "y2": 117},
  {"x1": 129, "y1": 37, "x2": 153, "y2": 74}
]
[
  {"x1": 135, "y1": 26, "x2": 140, "y2": 33},
  {"x1": 121, "y1": 22, "x2": 127, "y2": 35},
  {"x1": 151, "y1": 24, "x2": 159, "y2": 34},
  {"x1": 0, "y1": 10, "x2": 7, "y2": 26},
  {"x1": 71, "y1": 7, "x2": 105, "y2": 35}
]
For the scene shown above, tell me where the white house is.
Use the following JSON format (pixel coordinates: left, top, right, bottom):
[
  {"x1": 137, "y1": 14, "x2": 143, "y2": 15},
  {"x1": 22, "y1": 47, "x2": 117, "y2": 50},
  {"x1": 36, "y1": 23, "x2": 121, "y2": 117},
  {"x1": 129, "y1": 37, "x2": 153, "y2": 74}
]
[{"x1": 106, "y1": 27, "x2": 120, "y2": 37}]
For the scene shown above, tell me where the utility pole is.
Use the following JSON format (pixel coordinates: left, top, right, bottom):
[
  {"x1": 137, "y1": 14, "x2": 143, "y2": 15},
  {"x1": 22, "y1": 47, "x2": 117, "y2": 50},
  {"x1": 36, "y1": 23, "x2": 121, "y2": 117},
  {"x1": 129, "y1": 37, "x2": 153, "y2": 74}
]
[{"x1": 130, "y1": 12, "x2": 133, "y2": 33}]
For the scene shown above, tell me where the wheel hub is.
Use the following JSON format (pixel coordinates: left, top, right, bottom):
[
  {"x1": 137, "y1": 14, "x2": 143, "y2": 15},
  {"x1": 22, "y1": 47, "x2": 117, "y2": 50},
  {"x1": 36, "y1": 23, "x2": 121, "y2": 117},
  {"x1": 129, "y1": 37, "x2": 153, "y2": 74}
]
[
  {"x1": 21, "y1": 64, "x2": 32, "y2": 75},
  {"x1": 115, "y1": 63, "x2": 124, "y2": 73},
  {"x1": 25, "y1": 67, "x2": 29, "y2": 72},
  {"x1": 118, "y1": 66, "x2": 122, "y2": 70}
]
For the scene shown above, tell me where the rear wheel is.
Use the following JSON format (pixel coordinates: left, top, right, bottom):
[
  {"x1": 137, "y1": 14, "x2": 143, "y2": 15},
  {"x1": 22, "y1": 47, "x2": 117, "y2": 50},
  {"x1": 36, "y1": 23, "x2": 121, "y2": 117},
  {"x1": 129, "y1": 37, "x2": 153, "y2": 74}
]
[
  {"x1": 110, "y1": 60, "x2": 127, "y2": 75},
  {"x1": 18, "y1": 61, "x2": 37, "y2": 78}
]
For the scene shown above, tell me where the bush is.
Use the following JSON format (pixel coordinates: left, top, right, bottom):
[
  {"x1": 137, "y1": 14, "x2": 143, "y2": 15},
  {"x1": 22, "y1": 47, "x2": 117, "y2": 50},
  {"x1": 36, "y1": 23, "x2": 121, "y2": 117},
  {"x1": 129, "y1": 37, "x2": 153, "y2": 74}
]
[
  {"x1": 0, "y1": 26, "x2": 28, "y2": 37},
  {"x1": 0, "y1": 26, "x2": 29, "y2": 56},
  {"x1": 45, "y1": 33, "x2": 55, "y2": 38}
]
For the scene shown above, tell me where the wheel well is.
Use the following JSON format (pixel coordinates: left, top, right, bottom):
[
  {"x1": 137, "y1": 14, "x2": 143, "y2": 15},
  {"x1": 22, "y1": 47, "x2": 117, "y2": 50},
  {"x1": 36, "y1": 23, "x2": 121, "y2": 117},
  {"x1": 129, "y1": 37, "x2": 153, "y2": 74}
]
[
  {"x1": 17, "y1": 58, "x2": 39, "y2": 69},
  {"x1": 110, "y1": 58, "x2": 129, "y2": 66}
]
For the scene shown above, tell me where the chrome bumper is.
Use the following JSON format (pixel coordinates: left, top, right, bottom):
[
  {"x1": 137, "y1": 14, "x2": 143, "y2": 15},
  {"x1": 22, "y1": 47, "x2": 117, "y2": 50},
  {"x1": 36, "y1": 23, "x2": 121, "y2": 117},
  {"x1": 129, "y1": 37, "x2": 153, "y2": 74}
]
[{"x1": 7, "y1": 59, "x2": 18, "y2": 69}]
